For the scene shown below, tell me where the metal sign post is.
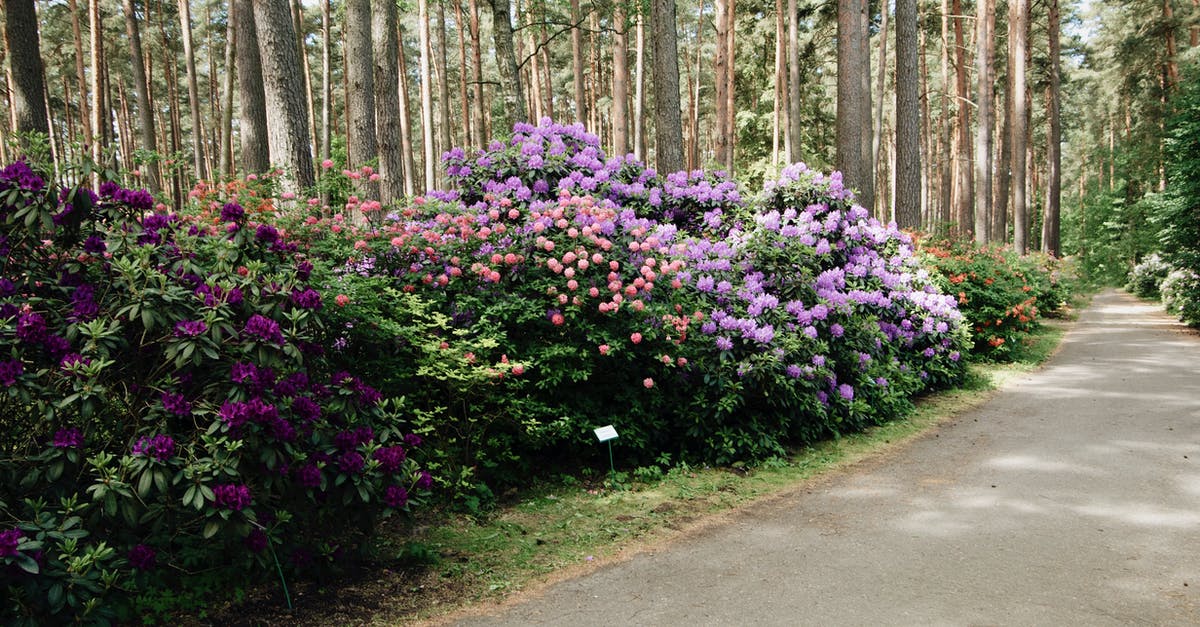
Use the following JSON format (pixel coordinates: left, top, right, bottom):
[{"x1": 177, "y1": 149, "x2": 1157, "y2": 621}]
[{"x1": 593, "y1": 425, "x2": 619, "y2": 487}]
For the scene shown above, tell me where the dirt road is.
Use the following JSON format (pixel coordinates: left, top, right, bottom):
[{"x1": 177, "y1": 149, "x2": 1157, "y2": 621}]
[{"x1": 454, "y1": 290, "x2": 1200, "y2": 626}]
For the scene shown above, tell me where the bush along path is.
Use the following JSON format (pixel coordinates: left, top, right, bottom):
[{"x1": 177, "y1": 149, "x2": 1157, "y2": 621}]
[
  {"x1": 0, "y1": 120, "x2": 1069, "y2": 623},
  {"x1": 454, "y1": 289, "x2": 1200, "y2": 626}
]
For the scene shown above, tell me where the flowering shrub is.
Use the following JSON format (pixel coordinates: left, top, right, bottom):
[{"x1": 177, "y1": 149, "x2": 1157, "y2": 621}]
[
  {"x1": 1161, "y1": 268, "x2": 1200, "y2": 325},
  {"x1": 0, "y1": 160, "x2": 427, "y2": 623},
  {"x1": 311, "y1": 119, "x2": 969, "y2": 478},
  {"x1": 921, "y1": 239, "x2": 1066, "y2": 358},
  {"x1": 1127, "y1": 253, "x2": 1173, "y2": 299}
]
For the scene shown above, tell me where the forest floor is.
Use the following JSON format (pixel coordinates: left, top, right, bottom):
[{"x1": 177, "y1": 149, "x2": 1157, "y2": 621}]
[{"x1": 440, "y1": 289, "x2": 1200, "y2": 626}]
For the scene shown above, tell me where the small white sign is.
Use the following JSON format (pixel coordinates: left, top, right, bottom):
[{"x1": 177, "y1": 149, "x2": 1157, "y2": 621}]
[{"x1": 593, "y1": 425, "x2": 619, "y2": 442}]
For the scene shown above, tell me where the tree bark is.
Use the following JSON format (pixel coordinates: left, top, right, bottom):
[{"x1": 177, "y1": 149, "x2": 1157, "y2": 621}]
[
  {"x1": 1163, "y1": 0, "x2": 1180, "y2": 90},
  {"x1": 895, "y1": 0, "x2": 921, "y2": 229},
  {"x1": 973, "y1": 0, "x2": 995, "y2": 242},
  {"x1": 419, "y1": 0, "x2": 436, "y2": 191},
  {"x1": 321, "y1": 0, "x2": 332, "y2": 162},
  {"x1": 123, "y1": 0, "x2": 158, "y2": 188},
  {"x1": 68, "y1": 0, "x2": 92, "y2": 150},
  {"x1": 724, "y1": 0, "x2": 737, "y2": 172},
  {"x1": 952, "y1": 0, "x2": 972, "y2": 240},
  {"x1": 219, "y1": 11, "x2": 236, "y2": 180},
  {"x1": 436, "y1": 0, "x2": 453, "y2": 167},
  {"x1": 89, "y1": 0, "x2": 107, "y2": 164},
  {"x1": 178, "y1": 0, "x2": 207, "y2": 179},
  {"x1": 456, "y1": 0, "x2": 471, "y2": 146},
  {"x1": 873, "y1": 0, "x2": 890, "y2": 216},
  {"x1": 490, "y1": 0, "x2": 526, "y2": 133},
  {"x1": 398, "y1": 24, "x2": 417, "y2": 197},
  {"x1": 252, "y1": 0, "x2": 315, "y2": 191},
  {"x1": 612, "y1": 5, "x2": 629, "y2": 156},
  {"x1": 237, "y1": 0, "x2": 270, "y2": 175},
  {"x1": 937, "y1": 0, "x2": 951, "y2": 232},
  {"x1": 1009, "y1": 0, "x2": 1029, "y2": 253},
  {"x1": 346, "y1": 0, "x2": 377, "y2": 181},
  {"x1": 773, "y1": 0, "x2": 784, "y2": 164},
  {"x1": 787, "y1": 0, "x2": 801, "y2": 162},
  {"x1": 570, "y1": 0, "x2": 586, "y2": 124},
  {"x1": 651, "y1": 0, "x2": 684, "y2": 174},
  {"x1": 1042, "y1": 0, "x2": 1061, "y2": 256},
  {"x1": 836, "y1": 0, "x2": 871, "y2": 206},
  {"x1": 714, "y1": 0, "x2": 731, "y2": 169},
  {"x1": 992, "y1": 50, "x2": 1011, "y2": 242},
  {"x1": 468, "y1": 0, "x2": 486, "y2": 142},
  {"x1": 374, "y1": 0, "x2": 405, "y2": 203}
]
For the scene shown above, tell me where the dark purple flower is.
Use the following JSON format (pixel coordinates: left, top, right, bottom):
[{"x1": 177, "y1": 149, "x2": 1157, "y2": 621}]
[
  {"x1": 128, "y1": 544, "x2": 156, "y2": 570},
  {"x1": 838, "y1": 384, "x2": 855, "y2": 400},
  {"x1": 243, "y1": 314, "x2": 284, "y2": 345},
  {"x1": 82, "y1": 234, "x2": 106, "y2": 254},
  {"x1": 415, "y1": 470, "x2": 433, "y2": 490},
  {"x1": 373, "y1": 446, "x2": 407, "y2": 473},
  {"x1": 0, "y1": 160, "x2": 45, "y2": 192},
  {"x1": 219, "y1": 401, "x2": 250, "y2": 430},
  {"x1": 290, "y1": 288, "x2": 322, "y2": 310},
  {"x1": 274, "y1": 372, "x2": 309, "y2": 397},
  {"x1": 43, "y1": 334, "x2": 70, "y2": 359},
  {"x1": 291, "y1": 396, "x2": 321, "y2": 423},
  {"x1": 159, "y1": 392, "x2": 191, "y2": 416},
  {"x1": 174, "y1": 320, "x2": 207, "y2": 339},
  {"x1": 0, "y1": 278, "x2": 14, "y2": 296},
  {"x1": 0, "y1": 528, "x2": 24, "y2": 557},
  {"x1": 338, "y1": 451, "x2": 365, "y2": 475},
  {"x1": 15, "y1": 312, "x2": 47, "y2": 344},
  {"x1": 403, "y1": 433, "x2": 423, "y2": 448},
  {"x1": 244, "y1": 529, "x2": 268, "y2": 553},
  {"x1": 53, "y1": 428, "x2": 83, "y2": 448},
  {"x1": 296, "y1": 260, "x2": 314, "y2": 281},
  {"x1": 220, "y1": 202, "x2": 245, "y2": 222},
  {"x1": 213, "y1": 483, "x2": 252, "y2": 511},
  {"x1": 59, "y1": 353, "x2": 92, "y2": 376},
  {"x1": 230, "y1": 362, "x2": 256, "y2": 384},
  {"x1": 0, "y1": 359, "x2": 23, "y2": 386},
  {"x1": 384, "y1": 485, "x2": 409, "y2": 508},
  {"x1": 132, "y1": 434, "x2": 176, "y2": 461},
  {"x1": 269, "y1": 417, "x2": 296, "y2": 441},
  {"x1": 296, "y1": 463, "x2": 321, "y2": 488},
  {"x1": 255, "y1": 224, "x2": 279, "y2": 244}
]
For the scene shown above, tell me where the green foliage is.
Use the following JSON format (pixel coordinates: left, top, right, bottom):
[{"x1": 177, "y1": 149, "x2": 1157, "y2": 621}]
[{"x1": 1127, "y1": 253, "x2": 1172, "y2": 299}]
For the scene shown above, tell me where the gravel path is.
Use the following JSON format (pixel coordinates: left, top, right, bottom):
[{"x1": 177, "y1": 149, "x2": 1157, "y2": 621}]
[{"x1": 455, "y1": 290, "x2": 1200, "y2": 626}]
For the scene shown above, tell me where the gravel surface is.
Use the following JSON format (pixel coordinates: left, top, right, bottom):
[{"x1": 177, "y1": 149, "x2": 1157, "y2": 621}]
[{"x1": 454, "y1": 290, "x2": 1200, "y2": 626}]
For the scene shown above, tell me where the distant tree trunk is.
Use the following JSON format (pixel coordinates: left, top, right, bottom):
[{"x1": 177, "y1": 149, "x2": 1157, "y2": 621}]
[
  {"x1": 713, "y1": 0, "x2": 731, "y2": 169},
  {"x1": 857, "y1": 0, "x2": 873, "y2": 209},
  {"x1": 68, "y1": 0, "x2": 92, "y2": 150},
  {"x1": 787, "y1": 0, "x2": 801, "y2": 162},
  {"x1": 1042, "y1": 0, "x2": 1061, "y2": 256},
  {"x1": 237, "y1": 0, "x2": 270, "y2": 174},
  {"x1": 634, "y1": 12, "x2": 646, "y2": 159},
  {"x1": 873, "y1": 0, "x2": 890, "y2": 216},
  {"x1": 456, "y1": 0, "x2": 471, "y2": 146},
  {"x1": 321, "y1": 0, "x2": 332, "y2": 162},
  {"x1": 218, "y1": 13, "x2": 236, "y2": 180},
  {"x1": 937, "y1": 0, "x2": 951, "y2": 231},
  {"x1": 89, "y1": 0, "x2": 107, "y2": 165},
  {"x1": 292, "y1": 1, "x2": 318, "y2": 162},
  {"x1": 123, "y1": 0, "x2": 158, "y2": 188},
  {"x1": 178, "y1": 0, "x2": 207, "y2": 179},
  {"x1": 952, "y1": 0, "x2": 972, "y2": 239},
  {"x1": 436, "y1": 1, "x2": 452, "y2": 169},
  {"x1": 651, "y1": 0, "x2": 684, "y2": 174},
  {"x1": 252, "y1": 0, "x2": 315, "y2": 191},
  {"x1": 490, "y1": 0, "x2": 526, "y2": 132},
  {"x1": 398, "y1": 24, "x2": 417, "y2": 196},
  {"x1": 723, "y1": 0, "x2": 736, "y2": 172},
  {"x1": 973, "y1": 0, "x2": 995, "y2": 242},
  {"x1": 773, "y1": 0, "x2": 784, "y2": 164},
  {"x1": 1009, "y1": 0, "x2": 1029, "y2": 253},
  {"x1": 836, "y1": 0, "x2": 871, "y2": 206},
  {"x1": 346, "y1": 0, "x2": 377, "y2": 184},
  {"x1": 1163, "y1": 0, "x2": 1180, "y2": 90},
  {"x1": 570, "y1": 0, "x2": 586, "y2": 124},
  {"x1": 895, "y1": 0, "x2": 920, "y2": 229},
  {"x1": 418, "y1": 0, "x2": 436, "y2": 191},
  {"x1": 374, "y1": 0, "x2": 405, "y2": 203},
  {"x1": 993, "y1": 59, "x2": 1011, "y2": 242},
  {"x1": 4, "y1": 0, "x2": 49, "y2": 152},
  {"x1": 686, "y1": 2, "x2": 704, "y2": 170},
  {"x1": 1192, "y1": 0, "x2": 1199, "y2": 48},
  {"x1": 612, "y1": 4, "x2": 629, "y2": 156},
  {"x1": 468, "y1": 0, "x2": 486, "y2": 141}
]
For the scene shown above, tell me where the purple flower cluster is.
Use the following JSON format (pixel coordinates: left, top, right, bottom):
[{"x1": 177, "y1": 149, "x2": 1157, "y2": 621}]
[
  {"x1": 70, "y1": 285, "x2": 100, "y2": 322},
  {"x1": 195, "y1": 283, "x2": 244, "y2": 307},
  {"x1": 52, "y1": 428, "x2": 83, "y2": 448},
  {"x1": 174, "y1": 319, "x2": 208, "y2": 338},
  {"x1": 242, "y1": 314, "x2": 285, "y2": 345},
  {"x1": 384, "y1": 485, "x2": 409, "y2": 508},
  {"x1": 213, "y1": 483, "x2": 252, "y2": 511},
  {"x1": 290, "y1": 288, "x2": 322, "y2": 310},
  {"x1": 220, "y1": 202, "x2": 245, "y2": 222},
  {"x1": 132, "y1": 434, "x2": 176, "y2": 461},
  {"x1": 0, "y1": 528, "x2": 23, "y2": 557},
  {"x1": 0, "y1": 359, "x2": 22, "y2": 386},
  {"x1": 161, "y1": 391, "x2": 192, "y2": 416},
  {"x1": 0, "y1": 160, "x2": 45, "y2": 192},
  {"x1": 372, "y1": 445, "x2": 407, "y2": 473}
]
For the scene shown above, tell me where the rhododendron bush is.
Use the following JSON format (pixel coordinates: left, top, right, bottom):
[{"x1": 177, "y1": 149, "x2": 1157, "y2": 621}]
[
  {"x1": 0, "y1": 161, "x2": 427, "y2": 623},
  {"x1": 297, "y1": 120, "x2": 969, "y2": 486}
]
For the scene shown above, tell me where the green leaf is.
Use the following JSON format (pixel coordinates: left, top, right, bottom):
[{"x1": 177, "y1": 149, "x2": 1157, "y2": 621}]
[
  {"x1": 137, "y1": 470, "x2": 153, "y2": 498},
  {"x1": 14, "y1": 553, "x2": 39, "y2": 575},
  {"x1": 202, "y1": 520, "x2": 220, "y2": 539}
]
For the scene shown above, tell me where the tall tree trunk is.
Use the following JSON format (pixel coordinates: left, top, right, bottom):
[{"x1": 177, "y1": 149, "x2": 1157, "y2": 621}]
[
  {"x1": 857, "y1": 0, "x2": 873, "y2": 209},
  {"x1": 895, "y1": 0, "x2": 920, "y2": 229},
  {"x1": 873, "y1": 0, "x2": 890, "y2": 217},
  {"x1": 724, "y1": 0, "x2": 737, "y2": 172},
  {"x1": 178, "y1": 0, "x2": 207, "y2": 179},
  {"x1": 374, "y1": 0, "x2": 405, "y2": 203},
  {"x1": 686, "y1": 1, "x2": 704, "y2": 170},
  {"x1": 3, "y1": 0, "x2": 49, "y2": 150},
  {"x1": 490, "y1": 0, "x2": 526, "y2": 132},
  {"x1": 419, "y1": 0, "x2": 436, "y2": 191},
  {"x1": 634, "y1": 12, "x2": 646, "y2": 160},
  {"x1": 252, "y1": 0, "x2": 315, "y2": 191},
  {"x1": 952, "y1": 0, "x2": 972, "y2": 239},
  {"x1": 346, "y1": 0, "x2": 377, "y2": 182},
  {"x1": 973, "y1": 0, "x2": 995, "y2": 242},
  {"x1": 787, "y1": 0, "x2": 801, "y2": 162},
  {"x1": 1042, "y1": 0, "x2": 1060, "y2": 256},
  {"x1": 1009, "y1": 0, "x2": 1029, "y2": 253},
  {"x1": 773, "y1": 0, "x2": 784, "y2": 164},
  {"x1": 651, "y1": 0, "x2": 684, "y2": 174},
  {"x1": 992, "y1": 54, "x2": 1011, "y2": 242},
  {"x1": 612, "y1": 4, "x2": 629, "y2": 156},
  {"x1": 714, "y1": 0, "x2": 731, "y2": 168},
  {"x1": 525, "y1": 0, "x2": 542, "y2": 120},
  {"x1": 1163, "y1": 0, "x2": 1180, "y2": 89},
  {"x1": 920, "y1": 8, "x2": 933, "y2": 225},
  {"x1": 456, "y1": 0, "x2": 471, "y2": 146},
  {"x1": 468, "y1": 0, "x2": 486, "y2": 141},
  {"x1": 398, "y1": 24, "x2": 417, "y2": 196},
  {"x1": 89, "y1": 0, "x2": 107, "y2": 165},
  {"x1": 219, "y1": 11, "x2": 236, "y2": 180},
  {"x1": 123, "y1": 0, "x2": 159, "y2": 190},
  {"x1": 237, "y1": 0, "x2": 270, "y2": 174},
  {"x1": 938, "y1": 0, "x2": 951, "y2": 232},
  {"x1": 570, "y1": 0, "x2": 586, "y2": 124},
  {"x1": 68, "y1": 0, "x2": 92, "y2": 151},
  {"x1": 836, "y1": 0, "x2": 871, "y2": 206},
  {"x1": 436, "y1": 0, "x2": 452, "y2": 168},
  {"x1": 293, "y1": 0, "x2": 318, "y2": 163},
  {"x1": 321, "y1": 0, "x2": 332, "y2": 163}
]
